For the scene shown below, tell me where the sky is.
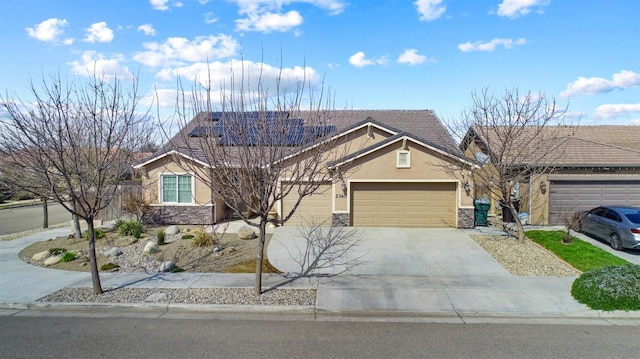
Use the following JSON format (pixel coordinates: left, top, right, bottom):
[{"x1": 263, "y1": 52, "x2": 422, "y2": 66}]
[{"x1": 1, "y1": 0, "x2": 640, "y2": 129}]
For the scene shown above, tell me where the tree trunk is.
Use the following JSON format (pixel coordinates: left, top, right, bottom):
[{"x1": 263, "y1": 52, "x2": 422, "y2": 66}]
[
  {"x1": 42, "y1": 197, "x2": 49, "y2": 229},
  {"x1": 509, "y1": 205, "x2": 525, "y2": 241},
  {"x1": 86, "y1": 218, "x2": 103, "y2": 294},
  {"x1": 254, "y1": 218, "x2": 267, "y2": 297},
  {"x1": 73, "y1": 214, "x2": 82, "y2": 239}
]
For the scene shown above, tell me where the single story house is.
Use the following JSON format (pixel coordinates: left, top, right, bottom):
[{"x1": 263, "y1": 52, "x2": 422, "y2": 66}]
[
  {"x1": 461, "y1": 125, "x2": 640, "y2": 225},
  {"x1": 133, "y1": 110, "x2": 476, "y2": 228}
]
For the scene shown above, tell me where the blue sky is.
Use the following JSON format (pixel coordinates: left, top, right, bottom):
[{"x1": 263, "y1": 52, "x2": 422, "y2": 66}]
[{"x1": 1, "y1": 0, "x2": 640, "y2": 127}]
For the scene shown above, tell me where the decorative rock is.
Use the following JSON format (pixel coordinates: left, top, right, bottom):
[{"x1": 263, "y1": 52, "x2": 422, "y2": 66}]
[
  {"x1": 165, "y1": 225, "x2": 180, "y2": 235},
  {"x1": 105, "y1": 247, "x2": 122, "y2": 257},
  {"x1": 32, "y1": 251, "x2": 51, "y2": 262},
  {"x1": 238, "y1": 226, "x2": 256, "y2": 240},
  {"x1": 213, "y1": 246, "x2": 223, "y2": 253},
  {"x1": 158, "y1": 261, "x2": 176, "y2": 272},
  {"x1": 80, "y1": 262, "x2": 88, "y2": 267},
  {"x1": 143, "y1": 241, "x2": 159, "y2": 254},
  {"x1": 44, "y1": 256, "x2": 61, "y2": 266}
]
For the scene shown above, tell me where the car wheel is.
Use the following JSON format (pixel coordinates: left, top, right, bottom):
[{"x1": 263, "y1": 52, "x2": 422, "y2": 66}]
[{"x1": 610, "y1": 233, "x2": 623, "y2": 251}]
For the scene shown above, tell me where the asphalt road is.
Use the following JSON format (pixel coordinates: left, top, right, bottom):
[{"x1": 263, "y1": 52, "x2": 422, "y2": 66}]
[
  {"x1": 1, "y1": 315, "x2": 639, "y2": 358},
  {"x1": 0, "y1": 202, "x2": 70, "y2": 235}
]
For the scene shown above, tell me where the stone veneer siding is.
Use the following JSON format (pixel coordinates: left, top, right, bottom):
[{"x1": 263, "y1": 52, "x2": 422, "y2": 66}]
[
  {"x1": 332, "y1": 213, "x2": 350, "y2": 227},
  {"x1": 143, "y1": 205, "x2": 214, "y2": 225},
  {"x1": 458, "y1": 208, "x2": 475, "y2": 229}
]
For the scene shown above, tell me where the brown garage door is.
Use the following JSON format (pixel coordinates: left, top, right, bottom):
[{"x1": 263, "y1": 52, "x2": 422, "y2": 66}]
[
  {"x1": 282, "y1": 183, "x2": 332, "y2": 226},
  {"x1": 351, "y1": 182, "x2": 456, "y2": 227},
  {"x1": 549, "y1": 180, "x2": 640, "y2": 225}
]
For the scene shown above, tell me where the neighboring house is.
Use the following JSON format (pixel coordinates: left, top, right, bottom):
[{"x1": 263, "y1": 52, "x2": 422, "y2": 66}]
[
  {"x1": 133, "y1": 110, "x2": 476, "y2": 228},
  {"x1": 461, "y1": 126, "x2": 640, "y2": 225}
]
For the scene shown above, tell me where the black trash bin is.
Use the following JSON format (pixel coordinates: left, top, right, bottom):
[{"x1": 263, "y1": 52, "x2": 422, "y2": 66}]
[
  {"x1": 473, "y1": 198, "x2": 491, "y2": 226},
  {"x1": 500, "y1": 199, "x2": 520, "y2": 223}
]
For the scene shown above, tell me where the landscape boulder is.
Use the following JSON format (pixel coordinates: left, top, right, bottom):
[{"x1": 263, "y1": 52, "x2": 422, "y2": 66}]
[
  {"x1": 143, "y1": 241, "x2": 159, "y2": 254},
  {"x1": 158, "y1": 261, "x2": 176, "y2": 273},
  {"x1": 32, "y1": 251, "x2": 51, "y2": 262},
  {"x1": 238, "y1": 226, "x2": 256, "y2": 240},
  {"x1": 165, "y1": 225, "x2": 180, "y2": 235},
  {"x1": 105, "y1": 247, "x2": 122, "y2": 257},
  {"x1": 44, "y1": 256, "x2": 61, "y2": 266}
]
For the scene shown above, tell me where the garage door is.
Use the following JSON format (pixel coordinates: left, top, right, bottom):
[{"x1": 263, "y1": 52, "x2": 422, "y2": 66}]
[
  {"x1": 549, "y1": 180, "x2": 640, "y2": 225},
  {"x1": 351, "y1": 182, "x2": 456, "y2": 227},
  {"x1": 282, "y1": 183, "x2": 332, "y2": 226}
]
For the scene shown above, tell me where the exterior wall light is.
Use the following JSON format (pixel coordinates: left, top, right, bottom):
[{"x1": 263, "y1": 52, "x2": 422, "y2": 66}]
[{"x1": 540, "y1": 181, "x2": 547, "y2": 194}]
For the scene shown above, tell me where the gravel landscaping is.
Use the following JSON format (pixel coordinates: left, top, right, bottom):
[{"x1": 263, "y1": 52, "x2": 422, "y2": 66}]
[
  {"x1": 38, "y1": 287, "x2": 317, "y2": 306},
  {"x1": 471, "y1": 234, "x2": 581, "y2": 277}
]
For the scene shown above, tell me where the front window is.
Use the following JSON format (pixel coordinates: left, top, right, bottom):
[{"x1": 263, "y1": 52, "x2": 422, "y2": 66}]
[{"x1": 161, "y1": 174, "x2": 193, "y2": 203}]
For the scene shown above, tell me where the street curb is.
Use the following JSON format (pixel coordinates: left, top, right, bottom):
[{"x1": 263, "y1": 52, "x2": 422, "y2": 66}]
[{"x1": 3, "y1": 300, "x2": 640, "y2": 324}]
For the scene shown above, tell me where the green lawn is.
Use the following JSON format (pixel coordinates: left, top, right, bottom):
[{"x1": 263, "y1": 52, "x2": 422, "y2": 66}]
[{"x1": 525, "y1": 230, "x2": 631, "y2": 272}]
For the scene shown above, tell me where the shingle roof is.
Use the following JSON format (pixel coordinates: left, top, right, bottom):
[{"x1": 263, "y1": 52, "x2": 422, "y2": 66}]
[
  {"x1": 466, "y1": 125, "x2": 640, "y2": 168},
  {"x1": 145, "y1": 110, "x2": 461, "y2": 167}
]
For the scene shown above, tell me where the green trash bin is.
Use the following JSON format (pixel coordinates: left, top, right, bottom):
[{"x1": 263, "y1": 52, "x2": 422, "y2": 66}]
[{"x1": 474, "y1": 198, "x2": 491, "y2": 226}]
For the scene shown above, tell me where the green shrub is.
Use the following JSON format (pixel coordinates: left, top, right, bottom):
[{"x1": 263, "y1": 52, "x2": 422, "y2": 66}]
[
  {"x1": 11, "y1": 190, "x2": 35, "y2": 201},
  {"x1": 171, "y1": 267, "x2": 185, "y2": 273},
  {"x1": 100, "y1": 262, "x2": 120, "y2": 271},
  {"x1": 60, "y1": 252, "x2": 77, "y2": 262},
  {"x1": 115, "y1": 219, "x2": 144, "y2": 239},
  {"x1": 157, "y1": 229, "x2": 166, "y2": 245},
  {"x1": 83, "y1": 228, "x2": 106, "y2": 241},
  {"x1": 0, "y1": 192, "x2": 5, "y2": 203},
  {"x1": 572, "y1": 265, "x2": 640, "y2": 311},
  {"x1": 192, "y1": 231, "x2": 214, "y2": 247},
  {"x1": 181, "y1": 234, "x2": 194, "y2": 240},
  {"x1": 49, "y1": 248, "x2": 67, "y2": 255}
]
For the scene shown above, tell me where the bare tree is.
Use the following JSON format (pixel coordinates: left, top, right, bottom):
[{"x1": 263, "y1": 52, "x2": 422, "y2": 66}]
[
  {"x1": 452, "y1": 87, "x2": 573, "y2": 241},
  {"x1": 0, "y1": 73, "x2": 155, "y2": 294},
  {"x1": 164, "y1": 64, "x2": 353, "y2": 296}
]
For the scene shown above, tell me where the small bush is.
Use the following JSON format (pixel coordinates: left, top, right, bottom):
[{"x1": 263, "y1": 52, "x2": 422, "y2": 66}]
[
  {"x1": 171, "y1": 267, "x2": 185, "y2": 273},
  {"x1": 49, "y1": 248, "x2": 67, "y2": 255},
  {"x1": 572, "y1": 265, "x2": 640, "y2": 311},
  {"x1": 100, "y1": 262, "x2": 120, "y2": 271},
  {"x1": 0, "y1": 192, "x2": 5, "y2": 203},
  {"x1": 181, "y1": 234, "x2": 194, "y2": 240},
  {"x1": 83, "y1": 228, "x2": 106, "y2": 241},
  {"x1": 11, "y1": 190, "x2": 35, "y2": 201},
  {"x1": 60, "y1": 252, "x2": 77, "y2": 262},
  {"x1": 157, "y1": 229, "x2": 166, "y2": 245},
  {"x1": 192, "y1": 230, "x2": 214, "y2": 247},
  {"x1": 115, "y1": 219, "x2": 144, "y2": 239}
]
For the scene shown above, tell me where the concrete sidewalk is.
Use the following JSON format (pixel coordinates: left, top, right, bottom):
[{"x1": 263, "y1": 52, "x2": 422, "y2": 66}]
[{"x1": 1, "y1": 225, "x2": 640, "y2": 323}]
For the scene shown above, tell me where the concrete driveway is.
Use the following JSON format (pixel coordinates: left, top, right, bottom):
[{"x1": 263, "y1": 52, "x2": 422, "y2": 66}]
[{"x1": 267, "y1": 227, "x2": 510, "y2": 277}]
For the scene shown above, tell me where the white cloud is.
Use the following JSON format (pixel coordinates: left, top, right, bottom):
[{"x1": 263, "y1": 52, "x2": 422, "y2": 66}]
[
  {"x1": 63, "y1": 38, "x2": 74, "y2": 45},
  {"x1": 561, "y1": 70, "x2": 640, "y2": 97},
  {"x1": 84, "y1": 22, "x2": 114, "y2": 43},
  {"x1": 205, "y1": 12, "x2": 218, "y2": 24},
  {"x1": 496, "y1": 0, "x2": 550, "y2": 18},
  {"x1": 414, "y1": 0, "x2": 445, "y2": 21},
  {"x1": 458, "y1": 37, "x2": 526, "y2": 52},
  {"x1": 236, "y1": 10, "x2": 303, "y2": 33},
  {"x1": 69, "y1": 51, "x2": 133, "y2": 79},
  {"x1": 154, "y1": 60, "x2": 321, "y2": 97},
  {"x1": 593, "y1": 104, "x2": 640, "y2": 120},
  {"x1": 133, "y1": 35, "x2": 239, "y2": 67},
  {"x1": 397, "y1": 49, "x2": 434, "y2": 65},
  {"x1": 150, "y1": 0, "x2": 170, "y2": 10},
  {"x1": 349, "y1": 52, "x2": 388, "y2": 68},
  {"x1": 138, "y1": 24, "x2": 156, "y2": 36},
  {"x1": 231, "y1": 0, "x2": 346, "y2": 33},
  {"x1": 26, "y1": 18, "x2": 68, "y2": 42}
]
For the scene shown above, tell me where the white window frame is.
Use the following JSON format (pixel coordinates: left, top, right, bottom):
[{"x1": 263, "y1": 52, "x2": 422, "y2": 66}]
[
  {"x1": 160, "y1": 174, "x2": 194, "y2": 204},
  {"x1": 397, "y1": 150, "x2": 411, "y2": 168}
]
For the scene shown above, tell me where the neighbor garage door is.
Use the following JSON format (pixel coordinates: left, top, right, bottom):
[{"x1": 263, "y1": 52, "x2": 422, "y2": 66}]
[
  {"x1": 282, "y1": 183, "x2": 332, "y2": 226},
  {"x1": 549, "y1": 180, "x2": 640, "y2": 225},
  {"x1": 351, "y1": 182, "x2": 456, "y2": 227}
]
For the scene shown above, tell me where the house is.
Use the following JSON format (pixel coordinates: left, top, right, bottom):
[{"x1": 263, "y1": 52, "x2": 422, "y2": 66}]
[
  {"x1": 461, "y1": 125, "x2": 640, "y2": 225},
  {"x1": 133, "y1": 110, "x2": 476, "y2": 228}
]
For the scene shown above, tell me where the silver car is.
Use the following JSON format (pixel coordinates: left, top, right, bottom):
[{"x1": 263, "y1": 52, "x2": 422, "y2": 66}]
[{"x1": 577, "y1": 206, "x2": 640, "y2": 250}]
